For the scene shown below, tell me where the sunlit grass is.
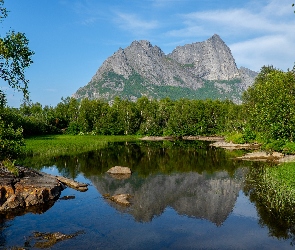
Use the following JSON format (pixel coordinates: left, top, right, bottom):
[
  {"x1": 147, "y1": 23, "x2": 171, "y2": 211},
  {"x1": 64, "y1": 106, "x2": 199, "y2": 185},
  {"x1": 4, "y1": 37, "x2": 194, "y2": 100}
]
[
  {"x1": 267, "y1": 162, "x2": 295, "y2": 193},
  {"x1": 23, "y1": 135, "x2": 140, "y2": 157},
  {"x1": 253, "y1": 162, "x2": 295, "y2": 220}
]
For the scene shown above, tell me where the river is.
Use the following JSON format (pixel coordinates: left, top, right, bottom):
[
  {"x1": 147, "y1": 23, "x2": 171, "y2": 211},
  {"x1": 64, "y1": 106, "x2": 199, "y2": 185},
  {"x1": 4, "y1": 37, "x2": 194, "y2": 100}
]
[{"x1": 1, "y1": 140, "x2": 294, "y2": 249}]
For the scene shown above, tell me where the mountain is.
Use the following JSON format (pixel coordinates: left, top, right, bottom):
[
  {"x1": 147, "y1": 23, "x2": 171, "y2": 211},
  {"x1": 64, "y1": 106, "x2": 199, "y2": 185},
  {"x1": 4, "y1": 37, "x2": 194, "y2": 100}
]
[{"x1": 73, "y1": 34, "x2": 257, "y2": 103}]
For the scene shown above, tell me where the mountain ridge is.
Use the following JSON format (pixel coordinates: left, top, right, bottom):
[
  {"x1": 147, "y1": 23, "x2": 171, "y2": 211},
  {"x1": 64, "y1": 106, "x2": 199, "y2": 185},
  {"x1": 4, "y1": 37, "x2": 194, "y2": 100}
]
[{"x1": 73, "y1": 34, "x2": 257, "y2": 103}]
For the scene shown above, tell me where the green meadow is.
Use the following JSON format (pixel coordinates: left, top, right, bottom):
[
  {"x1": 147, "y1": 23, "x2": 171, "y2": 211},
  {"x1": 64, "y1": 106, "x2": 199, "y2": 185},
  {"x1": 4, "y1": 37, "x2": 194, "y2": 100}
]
[{"x1": 23, "y1": 135, "x2": 140, "y2": 157}]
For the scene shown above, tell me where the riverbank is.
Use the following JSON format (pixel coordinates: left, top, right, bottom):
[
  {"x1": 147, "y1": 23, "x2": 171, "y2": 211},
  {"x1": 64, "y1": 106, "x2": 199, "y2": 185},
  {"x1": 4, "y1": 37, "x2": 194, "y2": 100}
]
[
  {"x1": 0, "y1": 164, "x2": 88, "y2": 215},
  {"x1": 141, "y1": 135, "x2": 295, "y2": 163}
]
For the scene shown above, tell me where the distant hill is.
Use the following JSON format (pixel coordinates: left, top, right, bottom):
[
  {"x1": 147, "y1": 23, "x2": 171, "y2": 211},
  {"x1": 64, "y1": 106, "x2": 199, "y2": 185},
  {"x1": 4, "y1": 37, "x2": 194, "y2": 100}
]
[{"x1": 73, "y1": 34, "x2": 257, "y2": 103}]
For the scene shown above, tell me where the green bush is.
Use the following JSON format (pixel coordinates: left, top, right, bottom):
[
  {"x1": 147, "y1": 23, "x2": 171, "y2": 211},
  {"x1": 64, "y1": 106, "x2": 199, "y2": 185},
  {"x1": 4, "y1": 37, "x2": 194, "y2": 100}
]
[
  {"x1": 0, "y1": 119, "x2": 25, "y2": 160},
  {"x1": 66, "y1": 121, "x2": 81, "y2": 135}
]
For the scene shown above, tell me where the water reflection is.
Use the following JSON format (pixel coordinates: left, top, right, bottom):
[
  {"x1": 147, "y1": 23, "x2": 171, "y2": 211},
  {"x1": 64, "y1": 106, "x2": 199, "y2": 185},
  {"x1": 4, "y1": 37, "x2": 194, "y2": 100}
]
[
  {"x1": 19, "y1": 140, "x2": 248, "y2": 225},
  {"x1": 244, "y1": 165, "x2": 295, "y2": 244},
  {"x1": 19, "y1": 140, "x2": 246, "y2": 178},
  {"x1": 91, "y1": 169, "x2": 245, "y2": 225},
  {"x1": 12, "y1": 140, "x2": 295, "y2": 248}
]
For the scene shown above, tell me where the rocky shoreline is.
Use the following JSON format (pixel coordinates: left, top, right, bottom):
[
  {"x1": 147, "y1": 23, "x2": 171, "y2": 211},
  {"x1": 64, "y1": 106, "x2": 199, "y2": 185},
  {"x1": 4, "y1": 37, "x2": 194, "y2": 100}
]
[
  {"x1": 0, "y1": 165, "x2": 88, "y2": 215},
  {"x1": 141, "y1": 136, "x2": 295, "y2": 163}
]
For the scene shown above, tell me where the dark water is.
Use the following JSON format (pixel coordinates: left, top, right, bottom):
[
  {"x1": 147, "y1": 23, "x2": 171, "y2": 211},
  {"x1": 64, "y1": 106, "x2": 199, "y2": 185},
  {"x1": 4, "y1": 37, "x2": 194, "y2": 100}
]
[{"x1": 1, "y1": 141, "x2": 295, "y2": 249}]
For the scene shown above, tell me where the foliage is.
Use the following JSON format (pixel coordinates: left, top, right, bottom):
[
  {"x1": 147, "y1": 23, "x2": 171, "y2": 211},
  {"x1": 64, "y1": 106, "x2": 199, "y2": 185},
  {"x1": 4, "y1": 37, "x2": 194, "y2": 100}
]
[
  {"x1": 244, "y1": 163, "x2": 295, "y2": 239},
  {"x1": 225, "y1": 132, "x2": 246, "y2": 144},
  {"x1": 76, "y1": 69, "x2": 244, "y2": 103},
  {"x1": 0, "y1": 0, "x2": 33, "y2": 161},
  {"x1": 243, "y1": 66, "x2": 295, "y2": 141},
  {"x1": 1, "y1": 95, "x2": 247, "y2": 139},
  {"x1": 1, "y1": 158, "x2": 19, "y2": 176},
  {"x1": 0, "y1": 0, "x2": 34, "y2": 105},
  {"x1": 0, "y1": 118, "x2": 25, "y2": 160}
]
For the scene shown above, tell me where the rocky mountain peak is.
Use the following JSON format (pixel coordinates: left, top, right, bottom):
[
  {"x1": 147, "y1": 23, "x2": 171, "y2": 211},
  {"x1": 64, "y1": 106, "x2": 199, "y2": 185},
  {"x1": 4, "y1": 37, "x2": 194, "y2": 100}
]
[
  {"x1": 73, "y1": 34, "x2": 257, "y2": 103},
  {"x1": 130, "y1": 40, "x2": 152, "y2": 50},
  {"x1": 168, "y1": 34, "x2": 240, "y2": 81}
]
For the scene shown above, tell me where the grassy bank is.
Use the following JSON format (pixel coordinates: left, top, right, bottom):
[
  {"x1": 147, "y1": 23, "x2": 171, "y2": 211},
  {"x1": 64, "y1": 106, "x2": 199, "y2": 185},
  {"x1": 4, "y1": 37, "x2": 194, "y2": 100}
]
[
  {"x1": 23, "y1": 135, "x2": 140, "y2": 157},
  {"x1": 244, "y1": 162, "x2": 295, "y2": 239},
  {"x1": 224, "y1": 131, "x2": 295, "y2": 155},
  {"x1": 250, "y1": 162, "x2": 295, "y2": 218}
]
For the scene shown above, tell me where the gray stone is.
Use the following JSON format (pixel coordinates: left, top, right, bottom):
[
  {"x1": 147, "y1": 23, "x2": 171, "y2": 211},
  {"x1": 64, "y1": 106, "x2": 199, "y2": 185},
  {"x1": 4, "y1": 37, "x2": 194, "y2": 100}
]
[{"x1": 107, "y1": 166, "x2": 132, "y2": 174}]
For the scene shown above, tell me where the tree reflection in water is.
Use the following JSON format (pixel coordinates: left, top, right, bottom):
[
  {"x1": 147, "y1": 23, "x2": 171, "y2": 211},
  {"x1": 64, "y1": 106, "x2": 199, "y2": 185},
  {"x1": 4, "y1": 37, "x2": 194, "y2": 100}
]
[
  {"x1": 244, "y1": 164, "x2": 295, "y2": 244},
  {"x1": 14, "y1": 140, "x2": 295, "y2": 247}
]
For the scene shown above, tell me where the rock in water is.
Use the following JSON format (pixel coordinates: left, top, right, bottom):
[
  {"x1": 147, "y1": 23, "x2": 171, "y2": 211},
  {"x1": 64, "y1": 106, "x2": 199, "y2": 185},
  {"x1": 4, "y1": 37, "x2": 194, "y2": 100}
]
[
  {"x1": 107, "y1": 166, "x2": 132, "y2": 174},
  {"x1": 103, "y1": 193, "x2": 132, "y2": 206},
  {"x1": 0, "y1": 166, "x2": 88, "y2": 213}
]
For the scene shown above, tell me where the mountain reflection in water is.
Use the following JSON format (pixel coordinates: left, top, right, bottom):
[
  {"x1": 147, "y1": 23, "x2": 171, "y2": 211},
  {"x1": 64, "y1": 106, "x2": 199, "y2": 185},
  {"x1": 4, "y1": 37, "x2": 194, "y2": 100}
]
[
  {"x1": 9, "y1": 140, "x2": 294, "y2": 249},
  {"x1": 90, "y1": 169, "x2": 244, "y2": 225}
]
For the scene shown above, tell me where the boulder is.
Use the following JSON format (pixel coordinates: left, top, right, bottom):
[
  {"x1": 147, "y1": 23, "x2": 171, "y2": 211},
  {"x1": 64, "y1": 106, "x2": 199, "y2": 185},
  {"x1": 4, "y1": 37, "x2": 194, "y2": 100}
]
[{"x1": 107, "y1": 166, "x2": 131, "y2": 174}]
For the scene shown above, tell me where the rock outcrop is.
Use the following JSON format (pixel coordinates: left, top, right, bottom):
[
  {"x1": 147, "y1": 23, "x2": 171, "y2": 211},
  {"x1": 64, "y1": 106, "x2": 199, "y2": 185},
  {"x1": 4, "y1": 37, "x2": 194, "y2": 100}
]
[
  {"x1": 168, "y1": 34, "x2": 240, "y2": 81},
  {"x1": 73, "y1": 34, "x2": 257, "y2": 103},
  {"x1": 0, "y1": 166, "x2": 88, "y2": 214}
]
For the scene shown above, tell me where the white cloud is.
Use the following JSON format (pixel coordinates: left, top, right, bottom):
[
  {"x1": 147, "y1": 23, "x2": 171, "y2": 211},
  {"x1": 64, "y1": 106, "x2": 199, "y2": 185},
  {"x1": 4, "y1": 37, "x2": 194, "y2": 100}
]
[
  {"x1": 231, "y1": 35, "x2": 295, "y2": 71},
  {"x1": 114, "y1": 12, "x2": 159, "y2": 36},
  {"x1": 165, "y1": 0, "x2": 295, "y2": 71},
  {"x1": 165, "y1": 24, "x2": 208, "y2": 38}
]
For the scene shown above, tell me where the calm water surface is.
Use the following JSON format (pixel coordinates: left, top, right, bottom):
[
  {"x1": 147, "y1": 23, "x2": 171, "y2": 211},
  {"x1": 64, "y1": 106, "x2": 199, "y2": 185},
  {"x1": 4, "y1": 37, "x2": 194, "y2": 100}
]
[{"x1": 1, "y1": 140, "x2": 294, "y2": 249}]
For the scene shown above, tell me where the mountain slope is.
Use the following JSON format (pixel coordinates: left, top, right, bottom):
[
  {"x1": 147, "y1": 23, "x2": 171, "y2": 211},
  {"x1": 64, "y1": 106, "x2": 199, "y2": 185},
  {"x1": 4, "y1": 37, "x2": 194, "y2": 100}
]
[{"x1": 73, "y1": 34, "x2": 257, "y2": 103}]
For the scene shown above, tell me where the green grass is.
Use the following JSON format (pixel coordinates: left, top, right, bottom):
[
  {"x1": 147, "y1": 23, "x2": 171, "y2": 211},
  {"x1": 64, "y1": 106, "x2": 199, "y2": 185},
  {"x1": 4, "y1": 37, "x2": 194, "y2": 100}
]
[
  {"x1": 224, "y1": 132, "x2": 246, "y2": 144},
  {"x1": 252, "y1": 162, "x2": 295, "y2": 221},
  {"x1": 23, "y1": 135, "x2": 140, "y2": 157},
  {"x1": 268, "y1": 162, "x2": 295, "y2": 190}
]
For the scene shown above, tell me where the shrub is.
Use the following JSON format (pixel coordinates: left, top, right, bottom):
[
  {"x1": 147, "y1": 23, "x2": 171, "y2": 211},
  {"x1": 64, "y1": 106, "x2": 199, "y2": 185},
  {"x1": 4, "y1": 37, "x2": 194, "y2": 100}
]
[{"x1": 0, "y1": 119, "x2": 25, "y2": 160}]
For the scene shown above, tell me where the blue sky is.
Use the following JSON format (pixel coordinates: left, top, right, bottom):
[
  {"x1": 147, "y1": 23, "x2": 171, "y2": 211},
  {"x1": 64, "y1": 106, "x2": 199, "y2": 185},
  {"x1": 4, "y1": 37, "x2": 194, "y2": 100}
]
[{"x1": 1, "y1": 0, "x2": 295, "y2": 107}]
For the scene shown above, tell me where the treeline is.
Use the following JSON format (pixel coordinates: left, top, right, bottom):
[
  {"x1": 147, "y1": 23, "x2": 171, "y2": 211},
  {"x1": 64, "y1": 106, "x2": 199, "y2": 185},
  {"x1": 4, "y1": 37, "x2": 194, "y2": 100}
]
[
  {"x1": 1, "y1": 96, "x2": 244, "y2": 137},
  {"x1": 1, "y1": 65, "x2": 295, "y2": 160}
]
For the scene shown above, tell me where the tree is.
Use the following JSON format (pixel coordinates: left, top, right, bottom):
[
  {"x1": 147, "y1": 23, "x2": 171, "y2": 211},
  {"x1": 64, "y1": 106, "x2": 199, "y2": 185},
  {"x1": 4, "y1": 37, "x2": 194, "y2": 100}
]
[
  {"x1": 0, "y1": 0, "x2": 34, "y2": 161},
  {"x1": 243, "y1": 66, "x2": 295, "y2": 141},
  {"x1": 0, "y1": 0, "x2": 34, "y2": 106}
]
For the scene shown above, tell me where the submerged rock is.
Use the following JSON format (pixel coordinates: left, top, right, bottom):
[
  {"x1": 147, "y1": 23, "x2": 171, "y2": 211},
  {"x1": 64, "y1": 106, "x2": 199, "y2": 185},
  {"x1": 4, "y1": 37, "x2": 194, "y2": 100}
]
[
  {"x1": 210, "y1": 141, "x2": 261, "y2": 150},
  {"x1": 103, "y1": 193, "x2": 132, "y2": 206},
  {"x1": 27, "y1": 231, "x2": 84, "y2": 248},
  {"x1": 56, "y1": 176, "x2": 88, "y2": 192},
  {"x1": 236, "y1": 151, "x2": 284, "y2": 161}
]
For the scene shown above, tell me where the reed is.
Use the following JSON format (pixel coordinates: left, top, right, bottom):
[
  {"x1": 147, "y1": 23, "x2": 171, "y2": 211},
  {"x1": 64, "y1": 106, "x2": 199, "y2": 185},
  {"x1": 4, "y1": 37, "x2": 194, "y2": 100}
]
[{"x1": 249, "y1": 162, "x2": 295, "y2": 223}]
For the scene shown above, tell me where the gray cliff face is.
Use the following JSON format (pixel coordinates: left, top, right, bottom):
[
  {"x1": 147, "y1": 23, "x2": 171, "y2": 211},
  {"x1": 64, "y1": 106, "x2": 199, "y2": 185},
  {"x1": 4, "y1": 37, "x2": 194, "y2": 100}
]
[
  {"x1": 168, "y1": 34, "x2": 240, "y2": 81},
  {"x1": 89, "y1": 169, "x2": 245, "y2": 225},
  {"x1": 73, "y1": 35, "x2": 257, "y2": 103}
]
